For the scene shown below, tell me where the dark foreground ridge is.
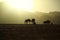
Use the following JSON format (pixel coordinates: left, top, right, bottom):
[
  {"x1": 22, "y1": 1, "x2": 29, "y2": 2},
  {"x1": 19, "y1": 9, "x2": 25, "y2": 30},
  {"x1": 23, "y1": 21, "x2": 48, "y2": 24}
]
[{"x1": 0, "y1": 24, "x2": 60, "y2": 40}]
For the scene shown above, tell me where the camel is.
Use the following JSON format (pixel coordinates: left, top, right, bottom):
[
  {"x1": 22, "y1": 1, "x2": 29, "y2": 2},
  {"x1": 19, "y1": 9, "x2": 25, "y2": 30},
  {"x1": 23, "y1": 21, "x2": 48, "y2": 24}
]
[
  {"x1": 24, "y1": 19, "x2": 36, "y2": 24},
  {"x1": 43, "y1": 20, "x2": 53, "y2": 24},
  {"x1": 24, "y1": 19, "x2": 31, "y2": 24}
]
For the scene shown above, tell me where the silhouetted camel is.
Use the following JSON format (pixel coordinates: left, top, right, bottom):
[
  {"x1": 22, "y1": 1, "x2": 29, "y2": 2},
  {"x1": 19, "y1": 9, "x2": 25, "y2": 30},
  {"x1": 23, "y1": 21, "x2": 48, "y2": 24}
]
[
  {"x1": 32, "y1": 19, "x2": 36, "y2": 24},
  {"x1": 24, "y1": 19, "x2": 31, "y2": 24},
  {"x1": 24, "y1": 19, "x2": 36, "y2": 24},
  {"x1": 43, "y1": 20, "x2": 53, "y2": 25},
  {"x1": 43, "y1": 20, "x2": 51, "y2": 24}
]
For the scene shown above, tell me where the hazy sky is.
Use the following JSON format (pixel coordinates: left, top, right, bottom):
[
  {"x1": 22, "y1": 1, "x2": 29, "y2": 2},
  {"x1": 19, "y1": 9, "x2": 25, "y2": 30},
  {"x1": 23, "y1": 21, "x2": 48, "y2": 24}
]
[
  {"x1": 0, "y1": 0, "x2": 60, "y2": 24},
  {"x1": 0, "y1": 0, "x2": 60, "y2": 12},
  {"x1": 34, "y1": 0, "x2": 60, "y2": 12}
]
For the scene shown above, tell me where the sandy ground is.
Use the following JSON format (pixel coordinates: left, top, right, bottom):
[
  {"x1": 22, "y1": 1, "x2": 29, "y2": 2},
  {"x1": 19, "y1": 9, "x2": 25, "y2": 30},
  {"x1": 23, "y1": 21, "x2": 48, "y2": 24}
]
[{"x1": 0, "y1": 24, "x2": 60, "y2": 40}]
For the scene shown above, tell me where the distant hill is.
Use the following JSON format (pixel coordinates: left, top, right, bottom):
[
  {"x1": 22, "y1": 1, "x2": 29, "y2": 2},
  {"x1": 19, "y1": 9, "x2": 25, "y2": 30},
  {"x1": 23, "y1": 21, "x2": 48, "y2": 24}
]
[
  {"x1": 0, "y1": 10, "x2": 60, "y2": 24},
  {"x1": 35, "y1": 11, "x2": 60, "y2": 24},
  {"x1": 48, "y1": 11, "x2": 60, "y2": 24}
]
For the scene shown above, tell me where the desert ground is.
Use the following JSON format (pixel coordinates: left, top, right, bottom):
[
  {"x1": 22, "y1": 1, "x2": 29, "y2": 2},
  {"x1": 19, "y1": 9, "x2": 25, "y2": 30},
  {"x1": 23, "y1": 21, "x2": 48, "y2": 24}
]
[{"x1": 0, "y1": 24, "x2": 60, "y2": 40}]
